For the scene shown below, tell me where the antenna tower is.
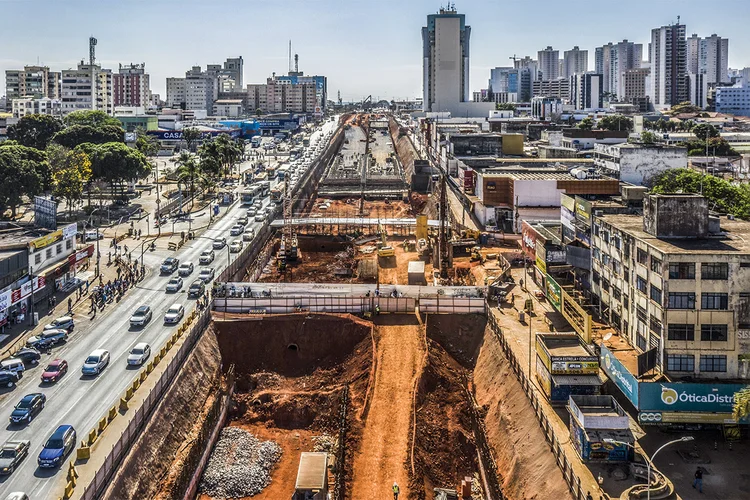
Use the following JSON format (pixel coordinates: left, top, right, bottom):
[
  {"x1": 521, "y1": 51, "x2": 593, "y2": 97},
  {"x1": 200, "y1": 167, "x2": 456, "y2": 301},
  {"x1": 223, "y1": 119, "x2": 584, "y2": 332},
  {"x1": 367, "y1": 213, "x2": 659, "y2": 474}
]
[{"x1": 89, "y1": 37, "x2": 97, "y2": 66}]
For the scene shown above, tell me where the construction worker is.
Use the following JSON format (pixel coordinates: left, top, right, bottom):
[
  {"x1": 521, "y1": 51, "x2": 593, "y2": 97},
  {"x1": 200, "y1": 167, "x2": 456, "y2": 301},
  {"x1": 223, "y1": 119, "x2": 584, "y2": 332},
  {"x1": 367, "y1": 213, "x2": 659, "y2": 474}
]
[{"x1": 393, "y1": 482, "x2": 400, "y2": 500}]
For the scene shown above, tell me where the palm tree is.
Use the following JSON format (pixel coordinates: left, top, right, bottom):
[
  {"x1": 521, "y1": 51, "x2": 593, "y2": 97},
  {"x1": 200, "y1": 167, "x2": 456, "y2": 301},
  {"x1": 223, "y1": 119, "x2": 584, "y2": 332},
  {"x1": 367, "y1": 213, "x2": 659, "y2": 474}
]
[
  {"x1": 175, "y1": 152, "x2": 202, "y2": 209},
  {"x1": 182, "y1": 127, "x2": 202, "y2": 153}
]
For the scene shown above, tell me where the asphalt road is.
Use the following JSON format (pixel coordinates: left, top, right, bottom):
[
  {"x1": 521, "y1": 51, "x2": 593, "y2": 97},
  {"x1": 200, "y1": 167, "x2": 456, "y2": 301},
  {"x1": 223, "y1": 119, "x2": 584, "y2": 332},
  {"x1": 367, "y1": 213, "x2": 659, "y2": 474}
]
[{"x1": 0, "y1": 118, "x2": 338, "y2": 499}]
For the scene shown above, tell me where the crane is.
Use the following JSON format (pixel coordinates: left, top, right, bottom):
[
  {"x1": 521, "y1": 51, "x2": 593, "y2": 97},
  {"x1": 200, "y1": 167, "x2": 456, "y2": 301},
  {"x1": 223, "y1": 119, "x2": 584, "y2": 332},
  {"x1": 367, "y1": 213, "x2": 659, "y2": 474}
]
[{"x1": 509, "y1": 54, "x2": 519, "y2": 65}]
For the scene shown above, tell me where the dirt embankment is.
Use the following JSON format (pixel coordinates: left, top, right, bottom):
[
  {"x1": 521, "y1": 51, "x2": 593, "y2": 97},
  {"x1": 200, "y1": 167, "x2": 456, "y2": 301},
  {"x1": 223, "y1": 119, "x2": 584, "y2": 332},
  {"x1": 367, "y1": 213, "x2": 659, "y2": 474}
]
[
  {"x1": 473, "y1": 326, "x2": 574, "y2": 500},
  {"x1": 211, "y1": 314, "x2": 375, "y2": 500},
  {"x1": 351, "y1": 316, "x2": 425, "y2": 500},
  {"x1": 104, "y1": 326, "x2": 223, "y2": 500}
]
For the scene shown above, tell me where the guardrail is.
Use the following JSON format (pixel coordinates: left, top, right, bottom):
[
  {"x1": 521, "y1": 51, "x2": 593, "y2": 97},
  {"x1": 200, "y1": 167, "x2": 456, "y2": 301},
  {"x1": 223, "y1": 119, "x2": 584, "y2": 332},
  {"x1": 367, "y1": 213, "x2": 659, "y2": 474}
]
[
  {"x1": 486, "y1": 312, "x2": 591, "y2": 500},
  {"x1": 72, "y1": 305, "x2": 212, "y2": 500}
]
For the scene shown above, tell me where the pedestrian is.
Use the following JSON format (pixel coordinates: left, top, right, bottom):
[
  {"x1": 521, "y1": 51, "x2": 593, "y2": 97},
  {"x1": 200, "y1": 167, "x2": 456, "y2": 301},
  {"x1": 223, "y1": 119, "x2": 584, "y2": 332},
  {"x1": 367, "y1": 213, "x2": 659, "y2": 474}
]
[
  {"x1": 393, "y1": 482, "x2": 399, "y2": 500},
  {"x1": 68, "y1": 298, "x2": 72, "y2": 314},
  {"x1": 693, "y1": 467, "x2": 703, "y2": 493},
  {"x1": 585, "y1": 492, "x2": 593, "y2": 500}
]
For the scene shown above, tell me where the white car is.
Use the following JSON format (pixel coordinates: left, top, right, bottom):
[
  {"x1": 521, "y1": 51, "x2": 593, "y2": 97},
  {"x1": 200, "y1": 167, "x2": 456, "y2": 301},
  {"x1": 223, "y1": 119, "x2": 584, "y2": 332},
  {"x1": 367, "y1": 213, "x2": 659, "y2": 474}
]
[
  {"x1": 246, "y1": 208, "x2": 257, "y2": 217},
  {"x1": 254, "y1": 213, "x2": 265, "y2": 222},
  {"x1": 229, "y1": 240, "x2": 243, "y2": 253},
  {"x1": 198, "y1": 267, "x2": 215, "y2": 283},
  {"x1": 163, "y1": 304, "x2": 184, "y2": 324},
  {"x1": 127, "y1": 343, "x2": 151, "y2": 366},
  {"x1": 242, "y1": 228, "x2": 256, "y2": 241},
  {"x1": 81, "y1": 349, "x2": 110, "y2": 376},
  {"x1": 84, "y1": 230, "x2": 103, "y2": 241},
  {"x1": 165, "y1": 277, "x2": 183, "y2": 293},
  {"x1": 230, "y1": 225, "x2": 244, "y2": 236},
  {"x1": 212, "y1": 237, "x2": 226, "y2": 249},
  {"x1": 199, "y1": 250, "x2": 215, "y2": 264},
  {"x1": 178, "y1": 262, "x2": 194, "y2": 276}
]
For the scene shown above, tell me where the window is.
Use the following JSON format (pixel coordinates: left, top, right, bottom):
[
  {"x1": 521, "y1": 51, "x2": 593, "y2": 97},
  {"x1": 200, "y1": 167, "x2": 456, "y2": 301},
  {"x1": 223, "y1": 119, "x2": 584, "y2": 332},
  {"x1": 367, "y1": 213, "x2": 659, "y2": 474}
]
[
  {"x1": 701, "y1": 293, "x2": 728, "y2": 310},
  {"x1": 593, "y1": 248, "x2": 601, "y2": 261},
  {"x1": 650, "y1": 284, "x2": 662, "y2": 304},
  {"x1": 701, "y1": 324, "x2": 728, "y2": 342},
  {"x1": 668, "y1": 324, "x2": 695, "y2": 341},
  {"x1": 592, "y1": 271, "x2": 600, "y2": 285},
  {"x1": 650, "y1": 256, "x2": 662, "y2": 274},
  {"x1": 667, "y1": 354, "x2": 694, "y2": 372},
  {"x1": 66, "y1": 239, "x2": 73, "y2": 250},
  {"x1": 623, "y1": 296, "x2": 629, "y2": 310},
  {"x1": 649, "y1": 315, "x2": 662, "y2": 334},
  {"x1": 636, "y1": 305, "x2": 648, "y2": 323},
  {"x1": 636, "y1": 275, "x2": 647, "y2": 293},
  {"x1": 613, "y1": 260, "x2": 622, "y2": 275},
  {"x1": 612, "y1": 286, "x2": 621, "y2": 301},
  {"x1": 668, "y1": 292, "x2": 695, "y2": 309},
  {"x1": 669, "y1": 262, "x2": 695, "y2": 279},
  {"x1": 601, "y1": 278, "x2": 610, "y2": 292},
  {"x1": 613, "y1": 235, "x2": 621, "y2": 250},
  {"x1": 56, "y1": 243, "x2": 62, "y2": 254},
  {"x1": 34, "y1": 253, "x2": 41, "y2": 265},
  {"x1": 741, "y1": 262, "x2": 750, "y2": 268},
  {"x1": 701, "y1": 262, "x2": 728, "y2": 280},
  {"x1": 699, "y1": 355, "x2": 727, "y2": 372},
  {"x1": 637, "y1": 248, "x2": 648, "y2": 265},
  {"x1": 45, "y1": 248, "x2": 52, "y2": 259}
]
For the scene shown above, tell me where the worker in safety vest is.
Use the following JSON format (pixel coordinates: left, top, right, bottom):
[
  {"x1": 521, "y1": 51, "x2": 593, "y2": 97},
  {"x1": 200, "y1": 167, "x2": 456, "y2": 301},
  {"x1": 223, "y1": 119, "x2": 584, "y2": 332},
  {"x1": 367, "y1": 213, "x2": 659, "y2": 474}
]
[{"x1": 393, "y1": 482, "x2": 400, "y2": 499}]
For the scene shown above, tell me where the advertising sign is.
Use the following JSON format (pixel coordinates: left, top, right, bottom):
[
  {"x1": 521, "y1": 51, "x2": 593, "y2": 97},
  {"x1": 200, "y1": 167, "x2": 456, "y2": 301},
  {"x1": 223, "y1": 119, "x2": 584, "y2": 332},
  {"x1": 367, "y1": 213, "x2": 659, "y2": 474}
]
[
  {"x1": 148, "y1": 129, "x2": 241, "y2": 141},
  {"x1": 62, "y1": 223, "x2": 77, "y2": 241},
  {"x1": 0, "y1": 290, "x2": 11, "y2": 312},
  {"x1": 545, "y1": 274, "x2": 562, "y2": 311},
  {"x1": 639, "y1": 382, "x2": 746, "y2": 414},
  {"x1": 600, "y1": 344, "x2": 639, "y2": 407},
  {"x1": 536, "y1": 245, "x2": 547, "y2": 273},
  {"x1": 551, "y1": 360, "x2": 599, "y2": 374},
  {"x1": 575, "y1": 197, "x2": 592, "y2": 225},
  {"x1": 29, "y1": 229, "x2": 62, "y2": 251},
  {"x1": 639, "y1": 411, "x2": 745, "y2": 425},
  {"x1": 739, "y1": 329, "x2": 750, "y2": 354},
  {"x1": 561, "y1": 205, "x2": 575, "y2": 231},
  {"x1": 521, "y1": 222, "x2": 538, "y2": 260},
  {"x1": 34, "y1": 196, "x2": 57, "y2": 230}
]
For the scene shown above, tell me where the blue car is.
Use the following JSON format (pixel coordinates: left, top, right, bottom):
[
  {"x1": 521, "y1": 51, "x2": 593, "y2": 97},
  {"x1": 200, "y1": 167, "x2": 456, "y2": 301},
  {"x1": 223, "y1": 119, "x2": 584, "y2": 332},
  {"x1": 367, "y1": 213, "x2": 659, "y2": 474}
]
[{"x1": 37, "y1": 425, "x2": 76, "y2": 468}]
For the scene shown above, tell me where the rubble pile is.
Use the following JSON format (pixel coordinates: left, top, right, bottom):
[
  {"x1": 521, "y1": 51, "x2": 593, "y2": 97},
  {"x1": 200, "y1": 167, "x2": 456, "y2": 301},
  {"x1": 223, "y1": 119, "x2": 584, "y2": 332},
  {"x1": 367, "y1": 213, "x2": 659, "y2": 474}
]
[{"x1": 199, "y1": 427, "x2": 282, "y2": 498}]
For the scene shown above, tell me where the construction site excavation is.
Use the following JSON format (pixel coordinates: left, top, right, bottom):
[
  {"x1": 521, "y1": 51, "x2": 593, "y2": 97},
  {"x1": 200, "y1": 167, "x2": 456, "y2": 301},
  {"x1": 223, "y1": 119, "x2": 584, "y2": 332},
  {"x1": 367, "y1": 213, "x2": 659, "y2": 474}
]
[{"x1": 129, "y1": 114, "x2": 576, "y2": 500}]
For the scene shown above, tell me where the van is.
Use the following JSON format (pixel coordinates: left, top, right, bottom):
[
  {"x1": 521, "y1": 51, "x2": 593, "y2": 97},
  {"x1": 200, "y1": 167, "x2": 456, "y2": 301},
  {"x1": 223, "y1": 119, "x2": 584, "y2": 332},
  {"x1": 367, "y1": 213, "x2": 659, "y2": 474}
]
[{"x1": 0, "y1": 359, "x2": 25, "y2": 375}]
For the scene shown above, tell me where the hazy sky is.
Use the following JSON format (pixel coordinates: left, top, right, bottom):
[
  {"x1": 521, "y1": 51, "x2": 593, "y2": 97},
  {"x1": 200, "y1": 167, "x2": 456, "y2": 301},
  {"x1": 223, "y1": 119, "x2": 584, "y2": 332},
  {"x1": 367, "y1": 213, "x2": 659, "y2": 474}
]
[{"x1": 2, "y1": 0, "x2": 750, "y2": 102}]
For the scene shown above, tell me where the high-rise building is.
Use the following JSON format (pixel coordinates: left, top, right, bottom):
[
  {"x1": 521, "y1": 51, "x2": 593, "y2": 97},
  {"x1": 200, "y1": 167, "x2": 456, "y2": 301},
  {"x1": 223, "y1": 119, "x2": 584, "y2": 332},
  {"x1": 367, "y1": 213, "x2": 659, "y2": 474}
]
[
  {"x1": 687, "y1": 73, "x2": 709, "y2": 109},
  {"x1": 686, "y1": 34, "x2": 729, "y2": 86},
  {"x1": 223, "y1": 57, "x2": 244, "y2": 90},
  {"x1": 11, "y1": 97, "x2": 62, "y2": 119},
  {"x1": 622, "y1": 68, "x2": 650, "y2": 101},
  {"x1": 4, "y1": 66, "x2": 61, "y2": 111},
  {"x1": 537, "y1": 46, "x2": 560, "y2": 81},
  {"x1": 488, "y1": 67, "x2": 519, "y2": 94},
  {"x1": 422, "y1": 6, "x2": 471, "y2": 112},
  {"x1": 595, "y1": 40, "x2": 642, "y2": 98},
  {"x1": 112, "y1": 63, "x2": 150, "y2": 107},
  {"x1": 649, "y1": 23, "x2": 687, "y2": 109},
  {"x1": 531, "y1": 78, "x2": 570, "y2": 100},
  {"x1": 562, "y1": 46, "x2": 588, "y2": 79},
  {"x1": 570, "y1": 73, "x2": 603, "y2": 110},
  {"x1": 60, "y1": 62, "x2": 113, "y2": 115},
  {"x1": 716, "y1": 83, "x2": 750, "y2": 117}
]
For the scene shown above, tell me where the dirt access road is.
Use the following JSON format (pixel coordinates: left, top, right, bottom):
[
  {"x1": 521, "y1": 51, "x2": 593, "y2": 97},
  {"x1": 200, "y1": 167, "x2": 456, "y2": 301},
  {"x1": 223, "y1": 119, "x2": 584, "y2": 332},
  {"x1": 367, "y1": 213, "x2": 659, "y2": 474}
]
[{"x1": 351, "y1": 316, "x2": 425, "y2": 499}]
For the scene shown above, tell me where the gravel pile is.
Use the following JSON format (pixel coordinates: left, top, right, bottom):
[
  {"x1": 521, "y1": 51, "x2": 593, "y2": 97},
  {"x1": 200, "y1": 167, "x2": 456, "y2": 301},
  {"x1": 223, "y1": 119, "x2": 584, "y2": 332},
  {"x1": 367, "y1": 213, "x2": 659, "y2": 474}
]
[{"x1": 199, "y1": 427, "x2": 282, "y2": 498}]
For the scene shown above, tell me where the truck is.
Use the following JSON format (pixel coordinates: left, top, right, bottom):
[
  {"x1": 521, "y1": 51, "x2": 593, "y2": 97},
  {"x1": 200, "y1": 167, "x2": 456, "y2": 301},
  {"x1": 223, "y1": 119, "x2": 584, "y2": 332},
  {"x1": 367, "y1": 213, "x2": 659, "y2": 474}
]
[{"x1": 251, "y1": 136, "x2": 262, "y2": 148}]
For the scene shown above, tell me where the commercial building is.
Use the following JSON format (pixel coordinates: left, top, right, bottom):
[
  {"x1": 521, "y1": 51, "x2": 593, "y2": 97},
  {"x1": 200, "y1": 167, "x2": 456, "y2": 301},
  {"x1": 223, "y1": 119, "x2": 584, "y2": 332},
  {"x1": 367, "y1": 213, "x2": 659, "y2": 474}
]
[
  {"x1": 531, "y1": 78, "x2": 570, "y2": 100},
  {"x1": 591, "y1": 194, "x2": 750, "y2": 381},
  {"x1": 537, "y1": 46, "x2": 560, "y2": 81},
  {"x1": 4, "y1": 66, "x2": 61, "y2": 112},
  {"x1": 715, "y1": 84, "x2": 750, "y2": 117},
  {"x1": 570, "y1": 73, "x2": 603, "y2": 110},
  {"x1": 531, "y1": 96, "x2": 564, "y2": 121},
  {"x1": 687, "y1": 72, "x2": 709, "y2": 109},
  {"x1": 622, "y1": 68, "x2": 650, "y2": 102},
  {"x1": 165, "y1": 59, "x2": 244, "y2": 112},
  {"x1": 422, "y1": 6, "x2": 470, "y2": 112},
  {"x1": 213, "y1": 99, "x2": 244, "y2": 118},
  {"x1": 223, "y1": 57, "x2": 244, "y2": 90},
  {"x1": 275, "y1": 73, "x2": 327, "y2": 113},
  {"x1": 60, "y1": 62, "x2": 113, "y2": 115},
  {"x1": 595, "y1": 41, "x2": 643, "y2": 98},
  {"x1": 11, "y1": 97, "x2": 62, "y2": 118},
  {"x1": 593, "y1": 143, "x2": 687, "y2": 185},
  {"x1": 112, "y1": 63, "x2": 151, "y2": 107},
  {"x1": 562, "y1": 46, "x2": 588, "y2": 79},
  {"x1": 488, "y1": 67, "x2": 519, "y2": 94},
  {"x1": 649, "y1": 23, "x2": 687, "y2": 109},
  {"x1": 687, "y1": 34, "x2": 729, "y2": 85}
]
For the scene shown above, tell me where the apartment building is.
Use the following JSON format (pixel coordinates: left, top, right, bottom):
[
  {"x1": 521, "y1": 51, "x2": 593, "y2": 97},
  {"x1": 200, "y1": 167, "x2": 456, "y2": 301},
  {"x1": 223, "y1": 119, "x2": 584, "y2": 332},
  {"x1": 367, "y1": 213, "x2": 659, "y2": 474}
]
[
  {"x1": 11, "y1": 97, "x2": 62, "y2": 118},
  {"x1": 562, "y1": 46, "x2": 588, "y2": 79},
  {"x1": 112, "y1": 63, "x2": 151, "y2": 107},
  {"x1": 531, "y1": 78, "x2": 570, "y2": 100},
  {"x1": 649, "y1": 23, "x2": 687, "y2": 109},
  {"x1": 537, "y1": 46, "x2": 560, "y2": 81},
  {"x1": 4, "y1": 66, "x2": 61, "y2": 111},
  {"x1": 715, "y1": 84, "x2": 750, "y2": 117},
  {"x1": 591, "y1": 194, "x2": 750, "y2": 380},
  {"x1": 60, "y1": 62, "x2": 113, "y2": 115},
  {"x1": 593, "y1": 143, "x2": 687, "y2": 186}
]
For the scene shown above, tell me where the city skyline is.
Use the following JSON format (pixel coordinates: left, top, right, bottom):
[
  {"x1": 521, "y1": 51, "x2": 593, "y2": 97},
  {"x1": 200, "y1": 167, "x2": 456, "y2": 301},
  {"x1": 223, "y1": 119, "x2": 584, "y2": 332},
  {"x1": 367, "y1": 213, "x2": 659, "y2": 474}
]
[{"x1": 2, "y1": 0, "x2": 750, "y2": 102}]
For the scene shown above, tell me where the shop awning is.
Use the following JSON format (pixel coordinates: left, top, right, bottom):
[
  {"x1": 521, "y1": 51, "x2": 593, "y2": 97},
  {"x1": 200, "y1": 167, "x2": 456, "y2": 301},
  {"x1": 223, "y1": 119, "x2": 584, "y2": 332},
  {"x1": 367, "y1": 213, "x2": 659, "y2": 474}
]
[{"x1": 552, "y1": 373, "x2": 604, "y2": 386}]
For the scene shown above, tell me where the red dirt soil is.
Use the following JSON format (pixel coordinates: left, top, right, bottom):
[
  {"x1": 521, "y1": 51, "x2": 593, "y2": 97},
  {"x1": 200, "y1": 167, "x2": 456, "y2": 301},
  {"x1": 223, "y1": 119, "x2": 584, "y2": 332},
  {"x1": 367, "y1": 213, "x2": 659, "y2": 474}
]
[{"x1": 350, "y1": 315, "x2": 425, "y2": 500}]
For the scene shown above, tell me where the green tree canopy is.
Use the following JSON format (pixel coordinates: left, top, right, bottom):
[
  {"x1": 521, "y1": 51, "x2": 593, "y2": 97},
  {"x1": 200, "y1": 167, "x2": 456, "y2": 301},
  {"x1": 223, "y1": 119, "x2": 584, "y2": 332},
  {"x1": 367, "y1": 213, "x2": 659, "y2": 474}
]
[
  {"x1": 135, "y1": 128, "x2": 159, "y2": 157},
  {"x1": 668, "y1": 101, "x2": 702, "y2": 115},
  {"x1": 7, "y1": 114, "x2": 63, "y2": 150},
  {"x1": 64, "y1": 110, "x2": 122, "y2": 128},
  {"x1": 495, "y1": 102, "x2": 516, "y2": 111},
  {"x1": 693, "y1": 123, "x2": 720, "y2": 142},
  {"x1": 76, "y1": 142, "x2": 151, "y2": 183},
  {"x1": 598, "y1": 114, "x2": 633, "y2": 132},
  {"x1": 0, "y1": 146, "x2": 46, "y2": 217},
  {"x1": 734, "y1": 386, "x2": 750, "y2": 423},
  {"x1": 649, "y1": 168, "x2": 750, "y2": 218},
  {"x1": 51, "y1": 147, "x2": 92, "y2": 215},
  {"x1": 0, "y1": 143, "x2": 51, "y2": 190},
  {"x1": 577, "y1": 117, "x2": 594, "y2": 130},
  {"x1": 53, "y1": 124, "x2": 125, "y2": 149},
  {"x1": 175, "y1": 152, "x2": 203, "y2": 208},
  {"x1": 182, "y1": 127, "x2": 202, "y2": 152},
  {"x1": 639, "y1": 131, "x2": 657, "y2": 144}
]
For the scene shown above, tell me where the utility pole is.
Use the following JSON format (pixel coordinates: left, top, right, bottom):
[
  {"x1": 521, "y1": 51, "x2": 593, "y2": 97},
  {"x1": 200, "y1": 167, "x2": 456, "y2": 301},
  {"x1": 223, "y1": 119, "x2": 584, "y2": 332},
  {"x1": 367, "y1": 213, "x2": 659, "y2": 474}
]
[{"x1": 439, "y1": 175, "x2": 449, "y2": 279}]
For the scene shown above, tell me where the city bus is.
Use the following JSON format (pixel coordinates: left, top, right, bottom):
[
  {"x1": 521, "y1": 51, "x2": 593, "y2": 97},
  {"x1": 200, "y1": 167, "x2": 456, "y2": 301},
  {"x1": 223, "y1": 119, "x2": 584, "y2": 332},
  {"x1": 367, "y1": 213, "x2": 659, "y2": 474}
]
[
  {"x1": 277, "y1": 165, "x2": 290, "y2": 180},
  {"x1": 258, "y1": 181, "x2": 271, "y2": 197},
  {"x1": 265, "y1": 165, "x2": 277, "y2": 180},
  {"x1": 241, "y1": 185, "x2": 261, "y2": 205},
  {"x1": 251, "y1": 136, "x2": 262, "y2": 148}
]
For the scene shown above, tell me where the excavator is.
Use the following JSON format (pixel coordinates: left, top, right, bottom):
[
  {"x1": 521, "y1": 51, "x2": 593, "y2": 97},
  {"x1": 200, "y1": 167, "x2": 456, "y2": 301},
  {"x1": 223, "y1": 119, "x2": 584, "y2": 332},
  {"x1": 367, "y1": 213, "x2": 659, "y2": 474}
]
[{"x1": 377, "y1": 222, "x2": 395, "y2": 258}]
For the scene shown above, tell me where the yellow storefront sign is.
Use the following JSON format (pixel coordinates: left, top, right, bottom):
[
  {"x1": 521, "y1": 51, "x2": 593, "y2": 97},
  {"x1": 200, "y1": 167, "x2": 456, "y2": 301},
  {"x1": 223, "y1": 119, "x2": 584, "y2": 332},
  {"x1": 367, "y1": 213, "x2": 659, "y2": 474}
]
[{"x1": 29, "y1": 230, "x2": 62, "y2": 250}]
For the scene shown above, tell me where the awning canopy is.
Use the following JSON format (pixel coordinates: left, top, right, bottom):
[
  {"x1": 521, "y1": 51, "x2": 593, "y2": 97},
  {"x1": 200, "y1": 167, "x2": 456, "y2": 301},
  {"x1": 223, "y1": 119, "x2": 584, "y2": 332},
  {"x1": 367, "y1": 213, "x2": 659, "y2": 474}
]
[{"x1": 552, "y1": 373, "x2": 604, "y2": 386}]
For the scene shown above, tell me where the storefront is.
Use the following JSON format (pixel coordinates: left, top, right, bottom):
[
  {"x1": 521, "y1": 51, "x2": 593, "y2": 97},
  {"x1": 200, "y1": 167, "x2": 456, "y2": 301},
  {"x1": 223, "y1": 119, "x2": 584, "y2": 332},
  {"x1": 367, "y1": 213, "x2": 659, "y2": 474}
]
[
  {"x1": 569, "y1": 395, "x2": 633, "y2": 462},
  {"x1": 536, "y1": 333, "x2": 603, "y2": 404},
  {"x1": 0, "y1": 276, "x2": 46, "y2": 327}
]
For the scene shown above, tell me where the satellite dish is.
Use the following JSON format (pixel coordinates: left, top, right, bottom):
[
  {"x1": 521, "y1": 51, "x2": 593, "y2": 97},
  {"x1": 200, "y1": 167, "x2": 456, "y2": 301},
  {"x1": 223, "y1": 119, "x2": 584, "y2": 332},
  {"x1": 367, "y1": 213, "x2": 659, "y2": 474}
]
[{"x1": 603, "y1": 332, "x2": 613, "y2": 342}]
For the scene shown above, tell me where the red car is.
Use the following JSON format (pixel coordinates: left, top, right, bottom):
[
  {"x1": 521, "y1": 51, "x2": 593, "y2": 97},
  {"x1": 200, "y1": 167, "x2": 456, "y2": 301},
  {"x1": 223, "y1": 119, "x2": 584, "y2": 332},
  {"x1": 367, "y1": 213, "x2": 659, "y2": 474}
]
[{"x1": 41, "y1": 359, "x2": 68, "y2": 383}]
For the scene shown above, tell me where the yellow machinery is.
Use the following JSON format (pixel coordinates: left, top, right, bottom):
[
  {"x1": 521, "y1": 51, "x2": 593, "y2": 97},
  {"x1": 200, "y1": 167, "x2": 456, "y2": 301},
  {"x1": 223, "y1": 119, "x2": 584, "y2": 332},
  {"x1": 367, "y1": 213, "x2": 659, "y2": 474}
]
[
  {"x1": 377, "y1": 222, "x2": 395, "y2": 258},
  {"x1": 470, "y1": 246, "x2": 484, "y2": 263}
]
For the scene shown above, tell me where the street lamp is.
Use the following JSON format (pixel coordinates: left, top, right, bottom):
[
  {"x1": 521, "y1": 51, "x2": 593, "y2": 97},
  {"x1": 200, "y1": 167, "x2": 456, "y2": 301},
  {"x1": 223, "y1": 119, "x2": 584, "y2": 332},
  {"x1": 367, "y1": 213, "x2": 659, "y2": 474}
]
[{"x1": 604, "y1": 436, "x2": 694, "y2": 500}]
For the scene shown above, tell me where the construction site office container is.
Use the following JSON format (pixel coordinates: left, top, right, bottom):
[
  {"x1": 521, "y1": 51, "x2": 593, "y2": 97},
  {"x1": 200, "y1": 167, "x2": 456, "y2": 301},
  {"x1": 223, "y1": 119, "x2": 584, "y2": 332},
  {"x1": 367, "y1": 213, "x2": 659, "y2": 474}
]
[{"x1": 293, "y1": 452, "x2": 329, "y2": 500}]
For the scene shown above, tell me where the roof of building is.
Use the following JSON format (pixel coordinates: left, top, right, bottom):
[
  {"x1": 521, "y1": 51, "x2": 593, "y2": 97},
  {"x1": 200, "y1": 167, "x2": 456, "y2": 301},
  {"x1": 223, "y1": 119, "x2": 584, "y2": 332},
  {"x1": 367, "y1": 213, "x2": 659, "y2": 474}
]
[
  {"x1": 213, "y1": 99, "x2": 244, "y2": 105},
  {"x1": 295, "y1": 452, "x2": 327, "y2": 491},
  {"x1": 598, "y1": 214, "x2": 750, "y2": 254}
]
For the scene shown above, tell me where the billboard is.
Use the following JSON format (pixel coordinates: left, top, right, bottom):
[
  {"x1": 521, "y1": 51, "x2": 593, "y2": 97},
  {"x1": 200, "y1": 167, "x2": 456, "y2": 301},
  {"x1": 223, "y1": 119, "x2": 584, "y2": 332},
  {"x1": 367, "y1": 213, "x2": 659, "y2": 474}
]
[
  {"x1": 29, "y1": 229, "x2": 62, "y2": 251},
  {"x1": 639, "y1": 382, "x2": 746, "y2": 414},
  {"x1": 545, "y1": 274, "x2": 562, "y2": 311},
  {"x1": 34, "y1": 196, "x2": 57, "y2": 230},
  {"x1": 521, "y1": 222, "x2": 539, "y2": 260},
  {"x1": 599, "y1": 344, "x2": 639, "y2": 407},
  {"x1": 256, "y1": 119, "x2": 299, "y2": 131},
  {"x1": 148, "y1": 129, "x2": 241, "y2": 141},
  {"x1": 575, "y1": 197, "x2": 592, "y2": 225}
]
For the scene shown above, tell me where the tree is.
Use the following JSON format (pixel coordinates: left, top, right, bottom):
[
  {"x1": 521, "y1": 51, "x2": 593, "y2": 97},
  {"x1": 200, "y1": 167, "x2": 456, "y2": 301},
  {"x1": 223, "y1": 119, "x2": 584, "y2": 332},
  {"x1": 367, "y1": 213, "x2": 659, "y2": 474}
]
[
  {"x1": 53, "y1": 124, "x2": 125, "y2": 149},
  {"x1": 255, "y1": 108, "x2": 263, "y2": 117},
  {"x1": 577, "y1": 117, "x2": 594, "y2": 130},
  {"x1": 7, "y1": 114, "x2": 63, "y2": 150},
  {"x1": 640, "y1": 131, "x2": 657, "y2": 144},
  {"x1": 668, "y1": 101, "x2": 702, "y2": 116},
  {"x1": 135, "y1": 127, "x2": 159, "y2": 157},
  {"x1": 198, "y1": 134, "x2": 244, "y2": 178},
  {"x1": 598, "y1": 114, "x2": 633, "y2": 132},
  {"x1": 175, "y1": 152, "x2": 202, "y2": 208},
  {"x1": 495, "y1": 102, "x2": 516, "y2": 111},
  {"x1": 693, "y1": 123, "x2": 720, "y2": 142},
  {"x1": 182, "y1": 127, "x2": 202, "y2": 153},
  {"x1": 64, "y1": 110, "x2": 122, "y2": 128},
  {"x1": 0, "y1": 148, "x2": 45, "y2": 218},
  {"x1": 51, "y1": 148, "x2": 92, "y2": 216},
  {"x1": 649, "y1": 168, "x2": 750, "y2": 218},
  {"x1": 734, "y1": 386, "x2": 750, "y2": 423},
  {"x1": 0, "y1": 143, "x2": 51, "y2": 190},
  {"x1": 79, "y1": 142, "x2": 151, "y2": 201}
]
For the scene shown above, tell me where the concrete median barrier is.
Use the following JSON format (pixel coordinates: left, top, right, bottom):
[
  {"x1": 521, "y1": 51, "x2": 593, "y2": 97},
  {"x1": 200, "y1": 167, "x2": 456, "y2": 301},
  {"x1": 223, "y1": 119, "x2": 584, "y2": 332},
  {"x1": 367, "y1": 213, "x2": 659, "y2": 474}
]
[
  {"x1": 87, "y1": 429, "x2": 97, "y2": 446},
  {"x1": 77, "y1": 443, "x2": 91, "y2": 459},
  {"x1": 108, "y1": 406, "x2": 117, "y2": 421},
  {"x1": 119, "y1": 397, "x2": 129, "y2": 411},
  {"x1": 98, "y1": 417, "x2": 108, "y2": 434}
]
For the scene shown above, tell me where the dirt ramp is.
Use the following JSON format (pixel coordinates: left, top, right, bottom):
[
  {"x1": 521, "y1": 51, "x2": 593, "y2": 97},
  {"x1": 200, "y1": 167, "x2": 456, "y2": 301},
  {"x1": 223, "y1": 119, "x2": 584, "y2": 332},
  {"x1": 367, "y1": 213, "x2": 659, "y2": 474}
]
[{"x1": 214, "y1": 313, "x2": 372, "y2": 377}]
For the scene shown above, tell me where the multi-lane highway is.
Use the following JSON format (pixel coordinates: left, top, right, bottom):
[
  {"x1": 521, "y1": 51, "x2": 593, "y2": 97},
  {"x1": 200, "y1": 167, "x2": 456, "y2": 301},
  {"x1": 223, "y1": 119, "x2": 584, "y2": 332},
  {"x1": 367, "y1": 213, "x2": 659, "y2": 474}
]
[{"x1": 0, "y1": 118, "x2": 338, "y2": 498}]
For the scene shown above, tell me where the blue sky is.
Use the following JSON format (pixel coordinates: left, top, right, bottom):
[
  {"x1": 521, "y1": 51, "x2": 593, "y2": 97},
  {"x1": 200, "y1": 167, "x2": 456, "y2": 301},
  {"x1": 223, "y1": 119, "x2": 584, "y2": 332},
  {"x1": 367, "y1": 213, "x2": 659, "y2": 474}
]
[{"x1": 2, "y1": 0, "x2": 749, "y2": 102}]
